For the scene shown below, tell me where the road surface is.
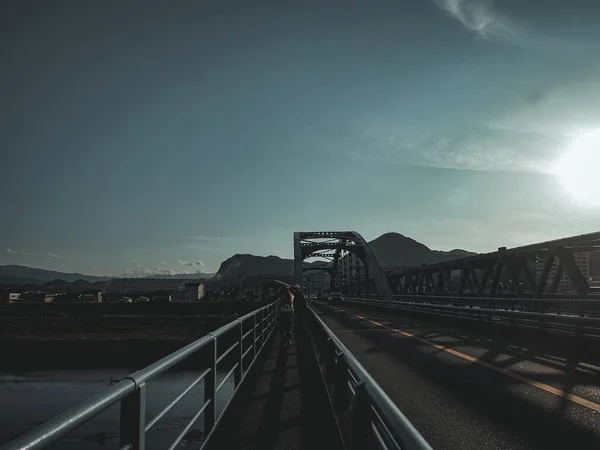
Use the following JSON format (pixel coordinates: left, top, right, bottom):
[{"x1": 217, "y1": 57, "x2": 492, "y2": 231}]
[{"x1": 312, "y1": 301, "x2": 600, "y2": 450}]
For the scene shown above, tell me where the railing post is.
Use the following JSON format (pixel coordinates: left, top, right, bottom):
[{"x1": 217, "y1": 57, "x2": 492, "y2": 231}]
[
  {"x1": 204, "y1": 336, "x2": 217, "y2": 435},
  {"x1": 325, "y1": 345, "x2": 336, "y2": 384},
  {"x1": 318, "y1": 335, "x2": 330, "y2": 365},
  {"x1": 119, "y1": 382, "x2": 146, "y2": 450},
  {"x1": 261, "y1": 307, "x2": 265, "y2": 347},
  {"x1": 235, "y1": 319, "x2": 243, "y2": 386},
  {"x1": 351, "y1": 382, "x2": 372, "y2": 450},
  {"x1": 253, "y1": 311, "x2": 257, "y2": 359},
  {"x1": 334, "y1": 354, "x2": 350, "y2": 410}
]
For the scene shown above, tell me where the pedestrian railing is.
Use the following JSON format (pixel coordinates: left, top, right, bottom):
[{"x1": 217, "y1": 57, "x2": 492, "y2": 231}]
[
  {"x1": 304, "y1": 304, "x2": 433, "y2": 450},
  {"x1": 1, "y1": 302, "x2": 278, "y2": 450}
]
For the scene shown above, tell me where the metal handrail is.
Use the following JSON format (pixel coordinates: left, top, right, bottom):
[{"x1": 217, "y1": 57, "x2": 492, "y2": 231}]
[
  {"x1": 339, "y1": 297, "x2": 600, "y2": 336},
  {"x1": 304, "y1": 304, "x2": 433, "y2": 450},
  {"x1": 1, "y1": 302, "x2": 278, "y2": 450},
  {"x1": 353, "y1": 293, "x2": 600, "y2": 316}
]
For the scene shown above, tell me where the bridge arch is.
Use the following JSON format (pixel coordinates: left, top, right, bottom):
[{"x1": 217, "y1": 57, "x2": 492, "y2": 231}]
[{"x1": 293, "y1": 231, "x2": 392, "y2": 301}]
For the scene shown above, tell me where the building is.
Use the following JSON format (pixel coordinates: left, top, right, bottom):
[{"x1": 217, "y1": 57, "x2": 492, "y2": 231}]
[
  {"x1": 535, "y1": 252, "x2": 590, "y2": 291},
  {"x1": 182, "y1": 282, "x2": 204, "y2": 302},
  {"x1": 338, "y1": 252, "x2": 365, "y2": 287},
  {"x1": 79, "y1": 291, "x2": 103, "y2": 303},
  {"x1": 171, "y1": 290, "x2": 184, "y2": 302}
]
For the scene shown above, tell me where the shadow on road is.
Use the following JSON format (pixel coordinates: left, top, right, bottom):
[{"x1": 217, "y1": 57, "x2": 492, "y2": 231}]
[{"x1": 315, "y1": 303, "x2": 600, "y2": 450}]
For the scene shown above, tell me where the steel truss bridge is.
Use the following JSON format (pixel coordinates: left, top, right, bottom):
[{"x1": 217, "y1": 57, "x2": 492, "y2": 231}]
[{"x1": 294, "y1": 230, "x2": 600, "y2": 318}]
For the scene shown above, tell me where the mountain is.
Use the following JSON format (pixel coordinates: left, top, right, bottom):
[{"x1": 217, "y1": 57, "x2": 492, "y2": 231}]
[
  {"x1": 144, "y1": 273, "x2": 214, "y2": 280},
  {"x1": 0, "y1": 265, "x2": 214, "y2": 287},
  {"x1": 0, "y1": 233, "x2": 478, "y2": 288},
  {"x1": 209, "y1": 254, "x2": 294, "y2": 286},
  {"x1": 204, "y1": 235, "x2": 478, "y2": 287},
  {"x1": 368, "y1": 233, "x2": 477, "y2": 270},
  {"x1": 0, "y1": 265, "x2": 111, "y2": 285}
]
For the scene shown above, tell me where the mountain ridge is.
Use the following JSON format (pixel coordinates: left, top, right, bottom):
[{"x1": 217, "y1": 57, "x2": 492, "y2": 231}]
[{"x1": 1, "y1": 233, "x2": 479, "y2": 287}]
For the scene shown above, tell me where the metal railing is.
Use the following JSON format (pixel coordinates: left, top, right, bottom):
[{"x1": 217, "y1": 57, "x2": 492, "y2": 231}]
[
  {"x1": 1, "y1": 302, "x2": 278, "y2": 450},
  {"x1": 336, "y1": 292, "x2": 600, "y2": 316},
  {"x1": 338, "y1": 296, "x2": 600, "y2": 337},
  {"x1": 304, "y1": 304, "x2": 432, "y2": 450}
]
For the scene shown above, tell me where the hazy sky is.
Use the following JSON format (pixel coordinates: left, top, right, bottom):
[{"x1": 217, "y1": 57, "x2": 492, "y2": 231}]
[{"x1": 2, "y1": 0, "x2": 600, "y2": 276}]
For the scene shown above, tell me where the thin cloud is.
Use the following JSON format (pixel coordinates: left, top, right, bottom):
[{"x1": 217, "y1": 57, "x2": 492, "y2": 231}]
[
  {"x1": 121, "y1": 266, "x2": 178, "y2": 278},
  {"x1": 433, "y1": 0, "x2": 525, "y2": 43},
  {"x1": 328, "y1": 111, "x2": 569, "y2": 175},
  {"x1": 47, "y1": 252, "x2": 63, "y2": 259},
  {"x1": 6, "y1": 248, "x2": 35, "y2": 256},
  {"x1": 175, "y1": 259, "x2": 193, "y2": 266},
  {"x1": 432, "y1": 0, "x2": 566, "y2": 51},
  {"x1": 175, "y1": 259, "x2": 205, "y2": 267}
]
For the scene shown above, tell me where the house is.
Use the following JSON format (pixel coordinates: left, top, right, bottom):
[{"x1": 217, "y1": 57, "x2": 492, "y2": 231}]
[
  {"x1": 78, "y1": 291, "x2": 103, "y2": 303},
  {"x1": 183, "y1": 282, "x2": 205, "y2": 302}
]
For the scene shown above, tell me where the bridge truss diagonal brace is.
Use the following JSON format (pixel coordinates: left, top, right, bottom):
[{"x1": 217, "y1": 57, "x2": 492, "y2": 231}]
[{"x1": 293, "y1": 231, "x2": 394, "y2": 301}]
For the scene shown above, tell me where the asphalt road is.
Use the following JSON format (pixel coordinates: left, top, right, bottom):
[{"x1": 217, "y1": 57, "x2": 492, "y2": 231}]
[{"x1": 312, "y1": 301, "x2": 600, "y2": 450}]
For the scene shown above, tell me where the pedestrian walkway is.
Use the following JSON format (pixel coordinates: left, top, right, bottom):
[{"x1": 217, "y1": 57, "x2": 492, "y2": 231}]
[{"x1": 204, "y1": 324, "x2": 345, "y2": 450}]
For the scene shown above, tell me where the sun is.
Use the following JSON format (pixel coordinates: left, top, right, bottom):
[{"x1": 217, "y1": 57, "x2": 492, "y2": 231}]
[{"x1": 553, "y1": 129, "x2": 600, "y2": 208}]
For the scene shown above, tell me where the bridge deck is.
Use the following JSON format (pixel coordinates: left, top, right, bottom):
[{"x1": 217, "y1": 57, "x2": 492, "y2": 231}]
[
  {"x1": 313, "y1": 301, "x2": 600, "y2": 450},
  {"x1": 205, "y1": 324, "x2": 341, "y2": 450}
]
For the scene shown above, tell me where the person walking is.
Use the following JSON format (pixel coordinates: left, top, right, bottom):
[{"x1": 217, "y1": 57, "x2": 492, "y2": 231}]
[
  {"x1": 276, "y1": 286, "x2": 294, "y2": 347},
  {"x1": 291, "y1": 285, "x2": 306, "y2": 327}
]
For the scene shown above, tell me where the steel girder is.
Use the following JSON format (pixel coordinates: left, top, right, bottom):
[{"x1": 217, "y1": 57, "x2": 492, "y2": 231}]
[
  {"x1": 383, "y1": 231, "x2": 600, "y2": 314},
  {"x1": 293, "y1": 231, "x2": 393, "y2": 301}
]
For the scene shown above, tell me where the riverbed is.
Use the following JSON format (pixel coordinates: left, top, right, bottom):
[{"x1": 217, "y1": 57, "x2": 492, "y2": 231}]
[{"x1": 0, "y1": 369, "x2": 234, "y2": 449}]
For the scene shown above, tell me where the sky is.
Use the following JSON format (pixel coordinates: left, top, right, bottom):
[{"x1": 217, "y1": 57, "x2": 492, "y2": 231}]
[{"x1": 2, "y1": 0, "x2": 600, "y2": 277}]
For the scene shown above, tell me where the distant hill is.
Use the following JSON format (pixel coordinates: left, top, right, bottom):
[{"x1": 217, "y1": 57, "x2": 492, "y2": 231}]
[
  {"x1": 0, "y1": 265, "x2": 111, "y2": 285},
  {"x1": 206, "y1": 254, "x2": 334, "y2": 287},
  {"x1": 209, "y1": 254, "x2": 294, "y2": 287},
  {"x1": 0, "y1": 265, "x2": 215, "y2": 287},
  {"x1": 368, "y1": 233, "x2": 477, "y2": 270},
  {"x1": 0, "y1": 233, "x2": 479, "y2": 288},
  {"x1": 144, "y1": 273, "x2": 214, "y2": 280},
  {"x1": 204, "y1": 234, "x2": 477, "y2": 288}
]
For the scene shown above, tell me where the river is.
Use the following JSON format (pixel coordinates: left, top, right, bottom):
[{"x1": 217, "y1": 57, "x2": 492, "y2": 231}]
[{"x1": 0, "y1": 369, "x2": 235, "y2": 449}]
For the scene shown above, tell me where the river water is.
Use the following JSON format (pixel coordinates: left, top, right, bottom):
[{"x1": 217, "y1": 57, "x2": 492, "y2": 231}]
[{"x1": 0, "y1": 369, "x2": 234, "y2": 449}]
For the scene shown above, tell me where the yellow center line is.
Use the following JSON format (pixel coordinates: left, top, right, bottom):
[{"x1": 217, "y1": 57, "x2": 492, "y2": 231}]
[{"x1": 335, "y1": 307, "x2": 600, "y2": 413}]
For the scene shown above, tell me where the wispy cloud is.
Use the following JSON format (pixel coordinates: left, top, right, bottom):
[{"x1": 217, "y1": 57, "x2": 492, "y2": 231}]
[
  {"x1": 47, "y1": 252, "x2": 63, "y2": 259},
  {"x1": 6, "y1": 248, "x2": 35, "y2": 256},
  {"x1": 329, "y1": 119, "x2": 565, "y2": 174},
  {"x1": 431, "y1": 0, "x2": 565, "y2": 50},
  {"x1": 121, "y1": 266, "x2": 178, "y2": 278},
  {"x1": 433, "y1": 0, "x2": 523, "y2": 42},
  {"x1": 176, "y1": 259, "x2": 193, "y2": 265},
  {"x1": 175, "y1": 259, "x2": 205, "y2": 266}
]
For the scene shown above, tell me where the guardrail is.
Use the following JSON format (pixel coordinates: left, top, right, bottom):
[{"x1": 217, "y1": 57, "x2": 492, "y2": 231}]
[
  {"x1": 1, "y1": 302, "x2": 278, "y2": 450},
  {"x1": 304, "y1": 304, "x2": 433, "y2": 450},
  {"x1": 339, "y1": 296, "x2": 600, "y2": 338}
]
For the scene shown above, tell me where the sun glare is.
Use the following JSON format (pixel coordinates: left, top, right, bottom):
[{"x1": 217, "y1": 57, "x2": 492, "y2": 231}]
[{"x1": 553, "y1": 129, "x2": 600, "y2": 207}]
